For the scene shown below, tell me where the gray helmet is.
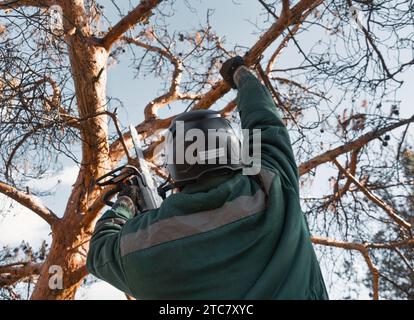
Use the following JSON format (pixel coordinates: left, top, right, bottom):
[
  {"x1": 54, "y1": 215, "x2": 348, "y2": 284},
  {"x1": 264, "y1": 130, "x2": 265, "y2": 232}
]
[{"x1": 164, "y1": 110, "x2": 244, "y2": 186}]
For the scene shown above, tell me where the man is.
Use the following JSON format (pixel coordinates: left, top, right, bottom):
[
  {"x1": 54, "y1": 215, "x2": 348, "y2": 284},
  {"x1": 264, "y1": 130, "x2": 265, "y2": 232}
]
[{"x1": 86, "y1": 56, "x2": 329, "y2": 299}]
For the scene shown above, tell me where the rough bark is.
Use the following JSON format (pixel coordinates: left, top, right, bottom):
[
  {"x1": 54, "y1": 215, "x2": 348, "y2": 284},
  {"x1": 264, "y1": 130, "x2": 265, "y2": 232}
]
[
  {"x1": 28, "y1": 0, "x2": 163, "y2": 301},
  {"x1": 30, "y1": 1, "x2": 109, "y2": 300}
]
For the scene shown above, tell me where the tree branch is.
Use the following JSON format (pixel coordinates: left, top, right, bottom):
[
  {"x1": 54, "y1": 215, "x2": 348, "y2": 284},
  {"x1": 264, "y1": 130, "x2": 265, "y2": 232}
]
[
  {"x1": 312, "y1": 236, "x2": 379, "y2": 299},
  {"x1": 311, "y1": 236, "x2": 414, "y2": 299},
  {"x1": 346, "y1": 0, "x2": 395, "y2": 81},
  {"x1": 0, "y1": 262, "x2": 43, "y2": 287},
  {"x1": 256, "y1": 63, "x2": 302, "y2": 129},
  {"x1": 102, "y1": 0, "x2": 162, "y2": 51},
  {"x1": 192, "y1": 0, "x2": 323, "y2": 111},
  {"x1": 266, "y1": 21, "x2": 302, "y2": 74},
  {"x1": 271, "y1": 76, "x2": 327, "y2": 100},
  {"x1": 122, "y1": 36, "x2": 200, "y2": 120},
  {"x1": 333, "y1": 158, "x2": 412, "y2": 232},
  {"x1": 323, "y1": 149, "x2": 360, "y2": 209},
  {"x1": 0, "y1": 181, "x2": 60, "y2": 226},
  {"x1": 299, "y1": 115, "x2": 414, "y2": 175},
  {"x1": 0, "y1": 0, "x2": 54, "y2": 9}
]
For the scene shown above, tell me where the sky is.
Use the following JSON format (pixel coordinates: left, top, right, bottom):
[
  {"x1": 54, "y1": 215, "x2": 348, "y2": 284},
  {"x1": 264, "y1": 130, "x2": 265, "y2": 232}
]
[{"x1": 0, "y1": 0, "x2": 413, "y2": 300}]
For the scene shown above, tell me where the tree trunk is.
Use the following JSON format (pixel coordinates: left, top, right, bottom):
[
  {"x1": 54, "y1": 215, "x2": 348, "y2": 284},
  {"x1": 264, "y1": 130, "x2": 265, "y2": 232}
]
[
  {"x1": 31, "y1": 28, "x2": 109, "y2": 299},
  {"x1": 30, "y1": 216, "x2": 90, "y2": 300}
]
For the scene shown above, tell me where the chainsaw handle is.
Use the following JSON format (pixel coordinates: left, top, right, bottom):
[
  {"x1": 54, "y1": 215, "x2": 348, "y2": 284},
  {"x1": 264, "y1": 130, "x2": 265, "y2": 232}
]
[
  {"x1": 102, "y1": 184, "x2": 124, "y2": 207},
  {"x1": 96, "y1": 165, "x2": 144, "y2": 207},
  {"x1": 96, "y1": 165, "x2": 141, "y2": 187},
  {"x1": 96, "y1": 166, "x2": 124, "y2": 187}
]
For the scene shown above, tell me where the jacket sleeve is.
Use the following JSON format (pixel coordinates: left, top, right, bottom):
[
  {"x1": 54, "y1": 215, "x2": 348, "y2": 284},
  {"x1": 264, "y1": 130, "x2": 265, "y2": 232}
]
[
  {"x1": 86, "y1": 199, "x2": 135, "y2": 295},
  {"x1": 236, "y1": 71, "x2": 299, "y2": 192}
]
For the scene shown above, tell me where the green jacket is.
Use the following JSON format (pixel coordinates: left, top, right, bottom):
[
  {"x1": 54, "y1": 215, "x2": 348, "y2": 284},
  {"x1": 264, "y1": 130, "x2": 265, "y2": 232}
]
[{"x1": 86, "y1": 73, "x2": 328, "y2": 300}]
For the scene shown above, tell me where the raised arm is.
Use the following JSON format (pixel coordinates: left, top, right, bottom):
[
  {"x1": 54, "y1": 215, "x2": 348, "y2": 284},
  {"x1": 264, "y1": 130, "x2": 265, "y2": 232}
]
[{"x1": 221, "y1": 57, "x2": 299, "y2": 191}]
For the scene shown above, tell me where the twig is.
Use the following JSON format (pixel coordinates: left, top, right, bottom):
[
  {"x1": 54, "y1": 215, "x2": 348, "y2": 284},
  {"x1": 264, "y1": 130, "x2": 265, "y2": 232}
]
[
  {"x1": 312, "y1": 236, "x2": 380, "y2": 300},
  {"x1": 299, "y1": 115, "x2": 414, "y2": 175},
  {"x1": 333, "y1": 158, "x2": 412, "y2": 232},
  {"x1": 105, "y1": 109, "x2": 132, "y2": 163}
]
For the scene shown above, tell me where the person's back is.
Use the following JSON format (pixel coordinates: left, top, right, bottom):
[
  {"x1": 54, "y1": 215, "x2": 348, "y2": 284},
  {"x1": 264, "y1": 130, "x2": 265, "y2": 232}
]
[{"x1": 86, "y1": 57, "x2": 328, "y2": 299}]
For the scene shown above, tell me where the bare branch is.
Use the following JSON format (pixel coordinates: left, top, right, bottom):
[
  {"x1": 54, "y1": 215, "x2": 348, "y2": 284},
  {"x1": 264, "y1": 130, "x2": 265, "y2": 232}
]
[
  {"x1": 324, "y1": 149, "x2": 360, "y2": 209},
  {"x1": 333, "y1": 158, "x2": 412, "y2": 232},
  {"x1": 0, "y1": 181, "x2": 59, "y2": 226},
  {"x1": 271, "y1": 76, "x2": 327, "y2": 100},
  {"x1": 312, "y1": 236, "x2": 414, "y2": 250},
  {"x1": 105, "y1": 109, "x2": 132, "y2": 163},
  {"x1": 368, "y1": 239, "x2": 414, "y2": 250},
  {"x1": 266, "y1": 21, "x2": 302, "y2": 74},
  {"x1": 0, "y1": 262, "x2": 43, "y2": 287},
  {"x1": 299, "y1": 115, "x2": 414, "y2": 175},
  {"x1": 219, "y1": 100, "x2": 237, "y2": 118},
  {"x1": 311, "y1": 236, "x2": 414, "y2": 299},
  {"x1": 281, "y1": 0, "x2": 291, "y2": 22},
  {"x1": 102, "y1": 0, "x2": 162, "y2": 51},
  {"x1": 256, "y1": 63, "x2": 302, "y2": 129},
  {"x1": 346, "y1": 0, "x2": 395, "y2": 81},
  {"x1": 193, "y1": 0, "x2": 323, "y2": 111},
  {"x1": 0, "y1": 0, "x2": 54, "y2": 9},
  {"x1": 312, "y1": 236, "x2": 380, "y2": 299},
  {"x1": 122, "y1": 36, "x2": 198, "y2": 120}
]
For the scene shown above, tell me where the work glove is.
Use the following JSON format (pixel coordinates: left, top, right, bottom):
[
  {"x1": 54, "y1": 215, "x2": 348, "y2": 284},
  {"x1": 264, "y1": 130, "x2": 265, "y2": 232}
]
[
  {"x1": 116, "y1": 184, "x2": 143, "y2": 215},
  {"x1": 220, "y1": 56, "x2": 245, "y2": 89}
]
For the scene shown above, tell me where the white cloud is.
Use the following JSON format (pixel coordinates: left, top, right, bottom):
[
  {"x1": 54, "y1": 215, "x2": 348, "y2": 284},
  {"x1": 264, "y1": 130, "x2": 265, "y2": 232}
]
[
  {"x1": 0, "y1": 195, "x2": 51, "y2": 248},
  {"x1": 21, "y1": 165, "x2": 80, "y2": 217},
  {"x1": 27, "y1": 165, "x2": 80, "y2": 191},
  {"x1": 0, "y1": 165, "x2": 80, "y2": 275}
]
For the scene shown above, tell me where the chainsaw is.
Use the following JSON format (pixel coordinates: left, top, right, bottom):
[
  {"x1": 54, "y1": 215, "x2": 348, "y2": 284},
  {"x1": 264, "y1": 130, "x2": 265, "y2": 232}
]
[{"x1": 96, "y1": 125, "x2": 162, "y2": 211}]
